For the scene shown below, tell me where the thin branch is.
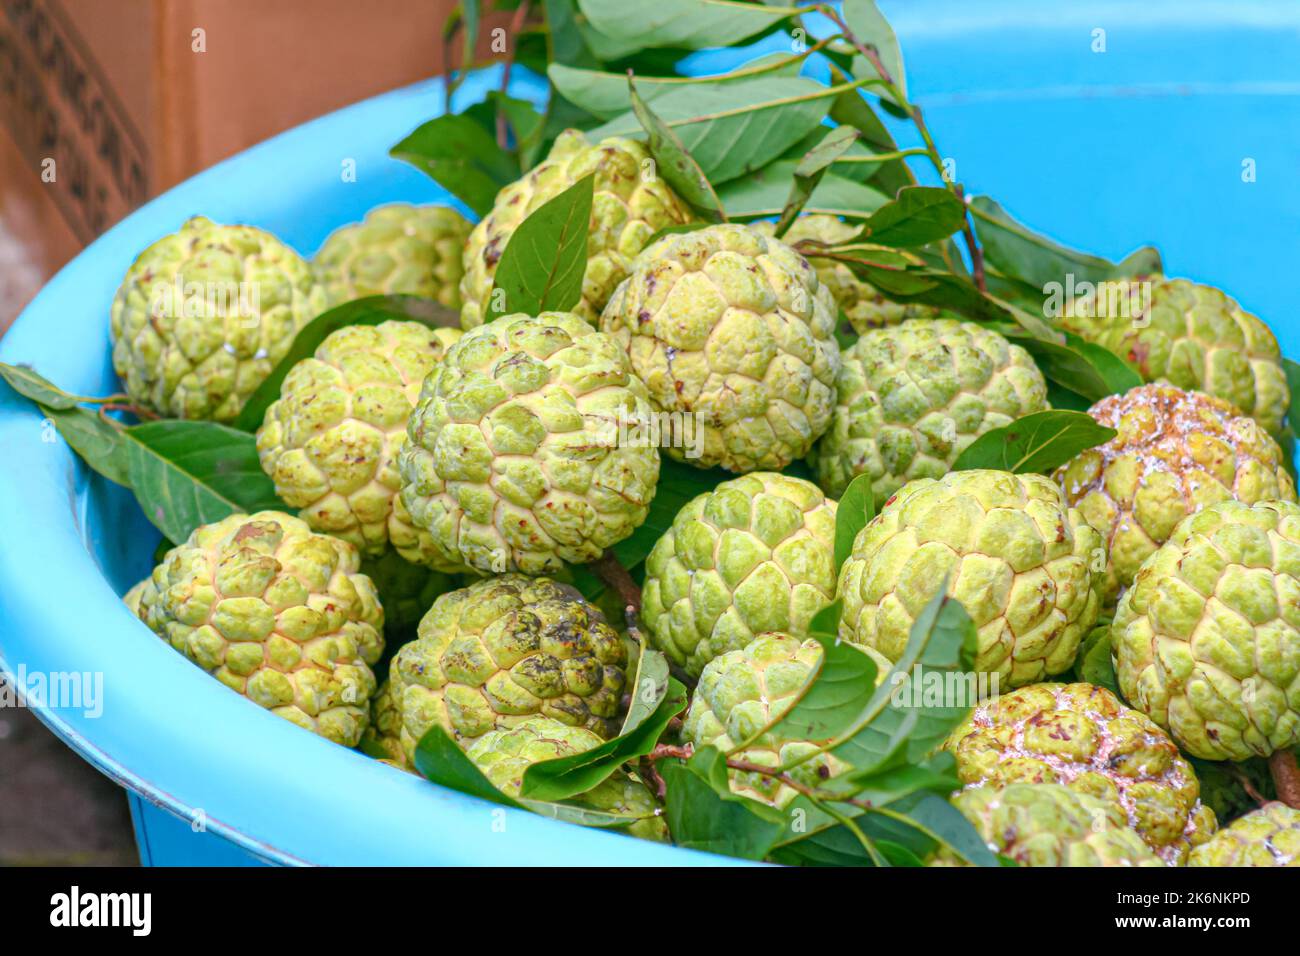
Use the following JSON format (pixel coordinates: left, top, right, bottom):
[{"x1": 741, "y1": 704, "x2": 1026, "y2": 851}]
[
  {"x1": 587, "y1": 549, "x2": 642, "y2": 616},
  {"x1": 1229, "y1": 765, "x2": 1269, "y2": 807}
]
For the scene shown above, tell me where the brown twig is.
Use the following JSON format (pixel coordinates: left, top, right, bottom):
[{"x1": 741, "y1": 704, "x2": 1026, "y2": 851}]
[
  {"x1": 1229, "y1": 765, "x2": 1269, "y2": 807},
  {"x1": 638, "y1": 755, "x2": 668, "y2": 801},
  {"x1": 588, "y1": 549, "x2": 642, "y2": 616},
  {"x1": 496, "y1": 0, "x2": 533, "y2": 151},
  {"x1": 98, "y1": 403, "x2": 158, "y2": 423},
  {"x1": 1268, "y1": 749, "x2": 1300, "y2": 809},
  {"x1": 819, "y1": 4, "x2": 986, "y2": 292}
]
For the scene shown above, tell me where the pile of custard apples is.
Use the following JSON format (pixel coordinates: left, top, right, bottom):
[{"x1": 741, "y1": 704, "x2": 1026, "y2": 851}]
[{"x1": 109, "y1": 125, "x2": 1300, "y2": 867}]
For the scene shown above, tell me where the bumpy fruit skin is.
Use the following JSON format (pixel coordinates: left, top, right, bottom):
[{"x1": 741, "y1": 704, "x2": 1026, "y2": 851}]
[
  {"x1": 1059, "y1": 277, "x2": 1289, "y2": 435},
  {"x1": 362, "y1": 679, "x2": 408, "y2": 768},
  {"x1": 681, "y1": 633, "x2": 891, "y2": 808},
  {"x1": 257, "y1": 321, "x2": 463, "y2": 567},
  {"x1": 466, "y1": 716, "x2": 668, "y2": 842},
  {"x1": 813, "y1": 318, "x2": 1048, "y2": 500},
  {"x1": 838, "y1": 470, "x2": 1104, "y2": 687},
  {"x1": 1112, "y1": 499, "x2": 1300, "y2": 761},
  {"x1": 314, "y1": 203, "x2": 471, "y2": 308},
  {"x1": 1188, "y1": 802, "x2": 1300, "y2": 867},
  {"x1": 947, "y1": 682, "x2": 1217, "y2": 864},
  {"x1": 754, "y1": 215, "x2": 943, "y2": 333},
  {"x1": 642, "y1": 473, "x2": 837, "y2": 678},
  {"x1": 1055, "y1": 384, "x2": 1295, "y2": 606},
  {"x1": 460, "y1": 130, "x2": 693, "y2": 329},
  {"x1": 398, "y1": 312, "x2": 659, "y2": 575},
  {"x1": 935, "y1": 784, "x2": 1163, "y2": 867},
  {"x1": 110, "y1": 216, "x2": 328, "y2": 422},
  {"x1": 388, "y1": 576, "x2": 628, "y2": 758},
  {"x1": 600, "y1": 223, "x2": 840, "y2": 473},
  {"x1": 127, "y1": 511, "x2": 384, "y2": 747}
]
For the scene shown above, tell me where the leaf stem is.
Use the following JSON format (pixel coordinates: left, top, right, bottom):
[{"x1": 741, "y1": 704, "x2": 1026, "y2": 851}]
[
  {"x1": 1268, "y1": 749, "x2": 1300, "y2": 809},
  {"x1": 496, "y1": 0, "x2": 533, "y2": 150}
]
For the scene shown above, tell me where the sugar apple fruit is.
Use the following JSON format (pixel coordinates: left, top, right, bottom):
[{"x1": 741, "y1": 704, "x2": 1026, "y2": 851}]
[
  {"x1": 257, "y1": 320, "x2": 463, "y2": 567},
  {"x1": 600, "y1": 223, "x2": 840, "y2": 472},
  {"x1": 460, "y1": 130, "x2": 693, "y2": 329},
  {"x1": 838, "y1": 470, "x2": 1104, "y2": 688},
  {"x1": 933, "y1": 784, "x2": 1163, "y2": 867},
  {"x1": 398, "y1": 311, "x2": 659, "y2": 575},
  {"x1": 466, "y1": 716, "x2": 668, "y2": 841},
  {"x1": 1058, "y1": 276, "x2": 1289, "y2": 436},
  {"x1": 947, "y1": 682, "x2": 1217, "y2": 863},
  {"x1": 1112, "y1": 499, "x2": 1300, "y2": 761},
  {"x1": 754, "y1": 215, "x2": 944, "y2": 333},
  {"x1": 314, "y1": 203, "x2": 471, "y2": 308},
  {"x1": 362, "y1": 678, "x2": 408, "y2": 767},
  {"x1": 1188, "y1": 802, "x2": 1300, "y2": 866},
  {"x1": 110, "y1": 216, "x2": 328, "y2": 422},
  {"x1": 641, "y1": 472, "x2": 838, "y2": 679},
  {"x1": 812, "y1": 317, "x2": 1049, "y2": 500},
  {"x1": 387, "y1": 575, "x2": 628, "y2": 758},
  {"x1": 1055, "y1": 383, "x2": 1296, "y2": 606},
  {"x1": 681, "y1": 633, "x2": 892, "y2": 808},
  {"x1": 126, "y1": 511, "x2": 384, "y2": 746}
]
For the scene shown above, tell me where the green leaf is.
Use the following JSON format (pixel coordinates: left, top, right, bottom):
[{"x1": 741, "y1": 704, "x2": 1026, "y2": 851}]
[
  {"x1": 661, "y1": 746, "x2": 786, "y2": 860},
  {"x1": 548, "y1": 52, "x2": 803, "y2": 120},
  {"x1": 861, "y1": 186, "x2": 965, "y2": 247},
  {"x1": 621, "y1": 642, "x2": 671, "y2": 736},
  {"x1": 971, "y1": 196, "x2": 1162, "y2": 290},
  {"x1": 391, "y1": 114, "x2": 519, "y2": 217},
  {"x1": 124, "y1": 421, "x2": 285, "y2": 544},
  {"x1": 233, "y1": 295, "x2": 457, "y2": 432},
  {"x1": 826, "y1": 73, "x2": 915, "y2": 197},
  {"x1": 951, "y1": 410, "x2": 1116, "y2": 475},
  {"x1": 628, "y1": 77, "x2": 727, "y2": 221},
  {"x1": 842, "y1": 0, "x2": 908, "y2": 105},
  {"x1": 487, "y1": 92, "x2": 547, "y2": 168},
  {"x1": 587, "y1": 76, "x2": 834, "y2": 186},
  {"x1": 36, "y1": 404, "x2": 132, "y2": 487},
  {"x1": 576, "y1": 0, "x2": 790, "y2": 51},
  {"x1": 487, "y1": 174, "x2": 594, "y2": 321},
  {"x1": 900, "y1": 791, "x2": 1000, "y2": 867},
  {"x1": 1006, "y1": 330, "x2": 1140, "y2": 403},
  {"x1": 519, "y1": 677, "x2": 687, "y2": 801},
  {"x1": 773, "y1": 126, "x2": 860, "y2": 237},
  {"x1": 834, "y1": 473, "x2": 875, "y2": 571},
  {"x1": 0, "y1": 363, "x2": 104, "y2": 409},
  {"x1": 718, "y1": 164, "x2": 888, "y2": 220},
  {"x1": 413, "y1": 725, "x2": 518, "y2": 807},
  {"x1": 1077, "y1": 625, "x2": 1120, "y2": 695}
]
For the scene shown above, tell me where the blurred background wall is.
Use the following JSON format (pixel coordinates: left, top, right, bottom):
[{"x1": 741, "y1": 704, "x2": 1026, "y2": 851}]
[{"x1": 0, "y1": 0, "x2": 504, "y2": 334}]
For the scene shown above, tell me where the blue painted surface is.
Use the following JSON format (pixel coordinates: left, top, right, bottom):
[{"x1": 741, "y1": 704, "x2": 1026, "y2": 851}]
[{"x1": 2, "y1": 1, "x2": 1297, "y2": 865}]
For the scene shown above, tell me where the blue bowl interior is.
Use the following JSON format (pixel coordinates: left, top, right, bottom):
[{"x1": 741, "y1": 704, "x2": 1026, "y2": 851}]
[{"x1": 3, "y1": 0, "x2": 1299, "y2": 865}]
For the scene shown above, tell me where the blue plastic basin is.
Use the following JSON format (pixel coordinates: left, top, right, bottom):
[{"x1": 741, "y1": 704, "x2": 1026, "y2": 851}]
[{"x1": 3, "y1": 0, "x2": 1298, "y2": 865}]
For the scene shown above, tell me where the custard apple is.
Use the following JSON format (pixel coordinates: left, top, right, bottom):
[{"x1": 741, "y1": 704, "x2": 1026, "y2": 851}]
[
  {"x1": 1188, "y1": 802, "x2": 1300, "y2": 867},
  {"x1": 837, "y1": 470, "x2": 1104, "y2": 688},
  {"x1": 681, "y1": 633, "x2": 892, "y2": 808},
  {"x1": 600, "y1": 223, "x2": 840, "y2": 472},
  {"x1": 257, "y1": 321, "x2": 463, "y2": 567},
  {"x1": 934, "y1": 784, "x2": 1163, "y2": 867},
  {"x1": 314, "y1": 203, "x2": 471, "y2": 308},
  {"x1": 641, "y1": 472, "x2": 838, "y2": 679},
  {"x1": 126, "y1": 511, "x2": 384, "y2": 746},
  {"x1": 947, "y1": 682, "x2": 1217, "y2": 863},
  {"x1": 1112, "y1": 499, "x2": 1300, "y2": 761},
  {"x1": 460, "y1": 130, "x2": 693, "y2": 328},
  {"x1": 1058, "y1": 276, "x2": 1289, "y2": 436},
  {"x1": 1055, "y1": 383, "x2": 1295, "y2": 605},
  {"x1": 362, "y1": 678, "x2": 408, "y2": 767},
  {"x1": 398, "y1": 311, "x2": 659, "y2": 575},
  {"x1": 387, "y1": 575, "x2": 628, "y2": 758},
  {"x1": 812, "y1": 317, "x2": 1048, "y2": 500},
  {"x1": 754, "y1": 215, "x2": 944, "y2": 333},
  {"x1": 110, "y1": 216, "x2": 328, "y2": 422},
  {"x1": 466, "y1": 716, "x2": 668, "y2": 841}
]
